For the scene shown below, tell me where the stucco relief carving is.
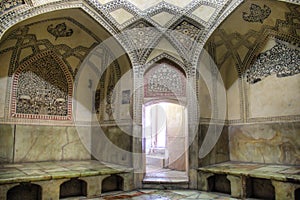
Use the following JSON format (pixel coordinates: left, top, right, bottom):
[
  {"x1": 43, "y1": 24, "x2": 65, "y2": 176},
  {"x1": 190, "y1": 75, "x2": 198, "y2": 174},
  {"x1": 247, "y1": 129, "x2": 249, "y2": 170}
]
[
  {"x1": 245, "y1": 41, "x2": 300, "y2": 84},
  {"x1": 0, "y1": 0, "x2": 24, "y2": 14},
  {"x1": 94, "y1": 63, "x2": 121, "y2": 122},
  {"x1": 173, "y1": 20, "x2": 202, "y2": 51},
  {"x1": 106, "y1": 73, "x2": 116, "y2": 120},
  {"x1": 11, "y1": 51, "x2": 72, "y2": 120},
  {"x1": 243, "y1": 4, "x2": 271, "y2": 23},
  {"x1": 47, "y1": 22, "x2": 73, "y2": 40},
  {"x1": 16, "y1": 71, "x2": 68, "y2": 116},
  {"x1": 144, "y1": 63, "x2": 185, "y2": 97}
]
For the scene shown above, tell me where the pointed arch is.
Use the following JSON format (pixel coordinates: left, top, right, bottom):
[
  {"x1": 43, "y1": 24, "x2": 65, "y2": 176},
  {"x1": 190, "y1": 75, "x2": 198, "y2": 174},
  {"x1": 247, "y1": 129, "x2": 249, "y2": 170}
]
[
  {"x1": 144, "y1": 56, "x2": 187, "y2": 99},
  {"x1": 11, "y1": 50, "x2": 73, "y2": 120},
  {"x1": 144, "y1": 53, "x2": 187, "y2": 75}
]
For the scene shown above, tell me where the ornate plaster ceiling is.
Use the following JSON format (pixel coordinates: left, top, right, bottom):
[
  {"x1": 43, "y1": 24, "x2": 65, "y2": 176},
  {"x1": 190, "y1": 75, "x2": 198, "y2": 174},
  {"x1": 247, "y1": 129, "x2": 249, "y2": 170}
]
[
  {"x1": 205, "y1": 0, "x2": 300, "y2": 88},
  {"x1": 0, "y1": 0, "x2": 299, "y2": 68}
]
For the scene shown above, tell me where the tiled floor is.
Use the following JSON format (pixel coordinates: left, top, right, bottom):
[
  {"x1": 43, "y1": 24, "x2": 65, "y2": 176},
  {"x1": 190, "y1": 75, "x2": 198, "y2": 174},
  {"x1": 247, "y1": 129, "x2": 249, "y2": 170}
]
[{"x1": 76, "y1": 189, "x2": 238, "y2": 200}]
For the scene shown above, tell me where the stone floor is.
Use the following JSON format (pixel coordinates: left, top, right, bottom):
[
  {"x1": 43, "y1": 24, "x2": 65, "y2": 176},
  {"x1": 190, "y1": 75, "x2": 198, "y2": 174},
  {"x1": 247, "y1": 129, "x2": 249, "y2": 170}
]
[
  {"x1": 62, "y1": 189, "x2": 238, "y2": 200},
  {"x1": 143, "y1": 165, "x2": 188, "y2": 183}
]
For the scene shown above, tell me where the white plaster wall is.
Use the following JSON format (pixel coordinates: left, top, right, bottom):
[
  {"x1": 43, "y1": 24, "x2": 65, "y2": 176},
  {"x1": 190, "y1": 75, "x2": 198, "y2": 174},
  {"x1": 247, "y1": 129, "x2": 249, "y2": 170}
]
[
  {"x1": 248, "y1": 74, "x2": 300, "y2": 118},
  {"x1": 0, "y1": 51, "x2": 11, "y2": 118},
  {"x1": 227, "y1": 79, "x2": 241, "y2": 120}
]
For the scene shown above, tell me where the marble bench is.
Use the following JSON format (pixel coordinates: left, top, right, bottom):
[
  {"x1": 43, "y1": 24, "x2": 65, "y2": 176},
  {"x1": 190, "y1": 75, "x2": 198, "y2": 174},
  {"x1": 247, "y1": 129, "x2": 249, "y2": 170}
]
[
  {"x1": 198, "y1": 161, "x2": 300, "y2": 200},
  {"x1": 0, "y1": 160, "x2": 134, "y2": 200}
]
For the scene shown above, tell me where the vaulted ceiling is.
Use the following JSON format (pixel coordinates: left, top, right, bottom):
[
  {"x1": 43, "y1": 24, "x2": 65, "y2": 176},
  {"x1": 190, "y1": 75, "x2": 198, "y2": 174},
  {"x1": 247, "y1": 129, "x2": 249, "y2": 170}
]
[
  {"x1": 0, "y1": 0, "x2": 299, "y2": 71},
  {"x1": 205, "y1": 0, "x2": 300, "y2": 88}
]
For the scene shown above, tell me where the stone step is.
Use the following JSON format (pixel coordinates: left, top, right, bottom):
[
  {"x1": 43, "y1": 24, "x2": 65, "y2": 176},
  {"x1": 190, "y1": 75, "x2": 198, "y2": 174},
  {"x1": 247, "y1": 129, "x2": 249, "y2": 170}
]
[
  {"x1": 142, "y1": 182, "x2": 189, "y2": 190},
  {"x1": 146, "y1": 155, "x2": 166, "y2": 168},
  {"x1": 143, "y1": 171, "x2": 189, "y2": 190},
  {"x1": 149, "y1": 147, "x2": 165, "y2": 155}
]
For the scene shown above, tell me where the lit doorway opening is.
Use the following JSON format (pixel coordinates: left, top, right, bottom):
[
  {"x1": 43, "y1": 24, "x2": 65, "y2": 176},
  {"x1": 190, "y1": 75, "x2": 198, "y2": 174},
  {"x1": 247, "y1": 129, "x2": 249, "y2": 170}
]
[{"x1": 143, "y1": 101, "x2": 188, "y2": 182}]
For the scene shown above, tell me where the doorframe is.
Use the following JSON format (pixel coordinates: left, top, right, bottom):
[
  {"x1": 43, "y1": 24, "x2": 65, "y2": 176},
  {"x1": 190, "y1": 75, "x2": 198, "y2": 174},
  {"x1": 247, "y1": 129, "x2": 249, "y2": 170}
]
[{"x1": 142, "y1": 98, "x2": 189, "y2": 179}]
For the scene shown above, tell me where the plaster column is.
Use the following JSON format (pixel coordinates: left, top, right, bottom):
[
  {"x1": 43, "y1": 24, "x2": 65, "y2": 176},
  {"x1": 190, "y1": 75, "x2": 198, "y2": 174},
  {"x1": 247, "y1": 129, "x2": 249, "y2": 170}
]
[
  {"x1": 80, "y1": 175, "x2": 109, "y2": 198},
  {"x1": 34, "y1": 179, "x2": 67, "y2": 200},
  {"x1": 187, "y1": 74, "x2": 199, "y2": 189},
  {"x1": 132, "y1": 66, "x2": 145, "y2": 188},
  {"x1": 119, "y1": 172, "x2": 135, "y2": 191},
  {"x1": 272, "y1": 180, "x2": 299, "y2": 200},
  {"x1": 227, "y1": 175, "x2": 246, "y2": 198},
  {"x1": 198, "y1": 171, "x2": 214, "y2": 191}
]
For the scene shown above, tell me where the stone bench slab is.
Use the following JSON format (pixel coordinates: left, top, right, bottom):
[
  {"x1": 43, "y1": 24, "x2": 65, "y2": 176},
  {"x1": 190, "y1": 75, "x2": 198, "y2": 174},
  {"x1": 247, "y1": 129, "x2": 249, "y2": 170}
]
[
  {"x1": 198, "y1": 161, "x2": 300, "y2": 183},
  {"x1": 0, "y1": 160, "x2": 133, "y2": 184}
]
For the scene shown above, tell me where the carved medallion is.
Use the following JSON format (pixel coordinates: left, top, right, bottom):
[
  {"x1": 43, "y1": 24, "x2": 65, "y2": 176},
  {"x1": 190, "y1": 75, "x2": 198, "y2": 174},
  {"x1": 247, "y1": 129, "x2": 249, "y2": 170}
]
[
  {"x1": 243, "y1": 4, "x2": 271, "y2": 23},
  {"x1": 47, "y1": 22, "x2": 73, "y2": 40}
]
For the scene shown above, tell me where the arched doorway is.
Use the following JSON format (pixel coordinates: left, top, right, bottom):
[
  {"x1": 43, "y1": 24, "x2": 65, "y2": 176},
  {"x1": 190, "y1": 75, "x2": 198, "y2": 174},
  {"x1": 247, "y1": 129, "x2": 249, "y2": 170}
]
[
  {"x1": 142, "y1": 59, "x2": 188, "y2": 182},
  {"x1": 144, "y1": 101, "x2": 188, "y2": 178}
]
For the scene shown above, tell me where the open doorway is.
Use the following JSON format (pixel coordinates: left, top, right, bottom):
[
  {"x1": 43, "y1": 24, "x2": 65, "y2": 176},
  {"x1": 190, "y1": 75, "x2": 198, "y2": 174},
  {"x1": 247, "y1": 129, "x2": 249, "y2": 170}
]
[{"x1": 143, "y1": 101, "x2": 188, "y2": 182}]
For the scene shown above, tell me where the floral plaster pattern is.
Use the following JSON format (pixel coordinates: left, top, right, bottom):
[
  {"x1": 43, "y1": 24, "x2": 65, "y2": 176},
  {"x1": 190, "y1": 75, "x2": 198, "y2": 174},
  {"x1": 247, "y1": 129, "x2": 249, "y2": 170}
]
[
  {"x1": 11, "y1": 51, "x2": 73, "y2": 120},
  {"x1": 47, "y1": 22, "x2": 73, "y2": 40},
  {"x1": 0, "y1": 0, "x2": 24, "y2": 14},
  {"x1": 243, "y1": 4, "x2": 271, "y2": 23},
  {"x1": 245, "y1": 41, "x2": 300, "y2": 84},
  {"x1": 173, "y1": 20, "x2": 202, "y2": 51},
  {"x1": 144, "y1": 63, "x2": 186, "y2": 97}
]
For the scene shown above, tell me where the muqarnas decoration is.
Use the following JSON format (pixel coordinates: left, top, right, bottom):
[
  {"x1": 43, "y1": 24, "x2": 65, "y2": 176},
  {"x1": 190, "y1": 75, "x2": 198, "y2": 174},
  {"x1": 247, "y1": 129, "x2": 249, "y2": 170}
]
[
  {"x1": 243, "y1": 4, "x2": 271, "y2": 23},
  {"x1": 245, "y1": 41, "x2": 300, "y2": 84}
]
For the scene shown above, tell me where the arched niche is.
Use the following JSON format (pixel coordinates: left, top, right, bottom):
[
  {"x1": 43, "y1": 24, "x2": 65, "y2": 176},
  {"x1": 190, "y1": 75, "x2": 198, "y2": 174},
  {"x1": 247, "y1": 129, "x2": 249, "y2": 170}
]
[
  {"x1": 207, "y1": 174, "x2": 231, "y2": 195},
  {"x1": 101, "y1": 175, "x2": 124, "y2": 193},
  {"x1": 59, "y1": 178, "x2": 87, "y2": 198},
  {"x1": 11, "y1": 50, "x2": 73, "y2": 120},
  {"x1": 7, "y1": 183, "x2": 42, "y2": 200}
]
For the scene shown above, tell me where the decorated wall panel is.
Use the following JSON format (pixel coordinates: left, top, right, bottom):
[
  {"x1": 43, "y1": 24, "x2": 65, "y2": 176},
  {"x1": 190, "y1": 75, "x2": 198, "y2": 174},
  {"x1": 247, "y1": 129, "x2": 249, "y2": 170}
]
[
  {"x1": 204, "y1": 0, "x2": 300, "y2": 123},
  {"x1": 245, "y1": 40, "x2": 300, "y2": 84},
  {"x1": 144, "y1": 62, "x2": 186, "y2": 98},
  {"x1": 245, "y1": 38, "x2": 300, "y2": 119},
  {"x1": 11, "y1": 51, "x2": 72, "y2": 120},
  {"x1": 94, "y1": 63, "x2": 121, "y2": 122},
  {"x1": 0, "y1": 10, "x2": 116, "y2": 123}
]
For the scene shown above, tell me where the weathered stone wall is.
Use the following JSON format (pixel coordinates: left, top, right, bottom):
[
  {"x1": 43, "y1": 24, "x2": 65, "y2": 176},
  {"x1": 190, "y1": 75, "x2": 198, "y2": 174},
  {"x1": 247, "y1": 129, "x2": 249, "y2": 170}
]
[
  {"x1": 229, "y1": 122, "x2": 300, "y2": 165},
  {"x1": 198, "y1": 125, "x2": 230, "y2": 167},
  {"x1": 0, "y1": 125, "x2": 91, "y2": 163}
]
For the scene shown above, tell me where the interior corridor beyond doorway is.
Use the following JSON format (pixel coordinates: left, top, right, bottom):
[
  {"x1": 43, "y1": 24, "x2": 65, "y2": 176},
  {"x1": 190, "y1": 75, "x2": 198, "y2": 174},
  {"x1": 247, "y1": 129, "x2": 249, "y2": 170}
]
[{"x1": 143, "y1": 102, "x2": 188, "y2": 182}]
